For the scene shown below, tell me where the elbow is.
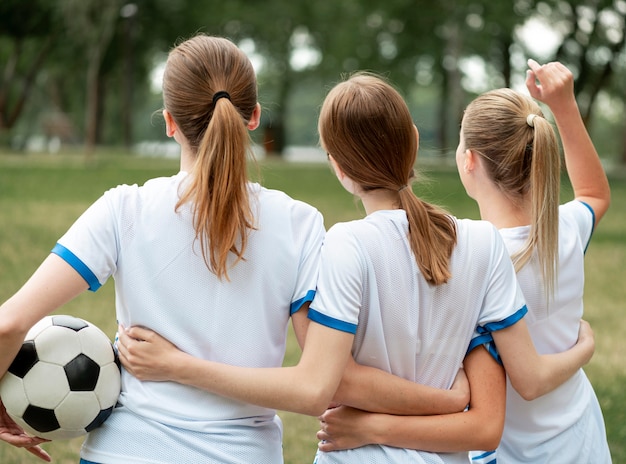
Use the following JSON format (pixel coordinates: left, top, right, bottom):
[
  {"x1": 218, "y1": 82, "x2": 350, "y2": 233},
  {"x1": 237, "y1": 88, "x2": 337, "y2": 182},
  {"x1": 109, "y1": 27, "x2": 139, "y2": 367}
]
[
  {"x1": 473, "y1": 414, "x2": 504, "y2": 451},
  {"x1": 296, "y1": 380, "x2": 338, "y2": 416},
  {"x1": 510, "y1": 378, "x2": 542, "y2": 401},
  {"x1": 305, "y1": 387, "x2": 337, "y2": 416},
  {"x1": 0, "y1": 311, "x2": 28, "y2": 342},
  {"x1": 477, "y1": 432, "x2": 503, "y2": 453}
]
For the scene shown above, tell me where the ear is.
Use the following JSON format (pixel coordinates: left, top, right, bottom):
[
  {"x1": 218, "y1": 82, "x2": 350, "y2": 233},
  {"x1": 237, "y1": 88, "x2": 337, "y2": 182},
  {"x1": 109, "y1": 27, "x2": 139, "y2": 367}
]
[
  {"x1": 327, "y1": 154, "x2": 344, "y2": 180},
  {"x1": 463, "y1": 149, "x2": 477, "y2": 174},
  {"x1": 163, "y1": 109, "x2": 177, "y2": 138},
  {"x1": 247, "y1": 103, "x2": 261, "y2": 130},
  {"x1": 413, "y1": 124, "x2": 420, "y2": 160}
]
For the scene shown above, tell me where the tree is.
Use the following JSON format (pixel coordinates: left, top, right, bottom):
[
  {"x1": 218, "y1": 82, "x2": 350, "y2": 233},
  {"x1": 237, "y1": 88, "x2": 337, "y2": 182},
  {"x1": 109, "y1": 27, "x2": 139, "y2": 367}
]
[
  {"x1": 57, "y1": 0, "x2": 123, "y2": 157},
  {"x1": 0, "y1": 0, "x2": 58, "y2": 136}
]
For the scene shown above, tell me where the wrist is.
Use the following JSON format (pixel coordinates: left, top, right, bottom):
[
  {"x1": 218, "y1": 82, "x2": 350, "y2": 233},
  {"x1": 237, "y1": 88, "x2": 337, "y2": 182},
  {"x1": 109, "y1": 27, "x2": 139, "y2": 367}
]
[
  {"x1": 548, "y1": 98, "x2": 579, "y2": 119},
  {"x1": 368, "y1": 413, "x2": 390, "y2": 446}
]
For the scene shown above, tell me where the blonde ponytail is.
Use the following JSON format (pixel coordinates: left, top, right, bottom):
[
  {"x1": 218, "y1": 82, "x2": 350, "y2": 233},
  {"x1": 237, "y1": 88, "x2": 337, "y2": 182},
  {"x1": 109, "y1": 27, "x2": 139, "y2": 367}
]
[{"x1": 463, "y1": 89, "x2": 560, "y2": 301}]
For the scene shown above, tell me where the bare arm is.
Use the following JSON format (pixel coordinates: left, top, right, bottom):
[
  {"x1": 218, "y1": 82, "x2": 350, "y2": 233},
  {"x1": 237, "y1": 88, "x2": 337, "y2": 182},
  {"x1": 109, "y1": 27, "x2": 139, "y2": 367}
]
[
  {"x1": 493, "y1": 318, "x2": 594, "y2": 400},
  {"x1": 291, "y1": 309, "x2": 469, "y2": 415},
  {"x1": 316, "y1": 345, "x2": 505, "y2": 453},
  {"x1": 0, "y1": 253, "x2": 89, "y2": 379},
  {"x1": 332, "y1": 359, "x2": 469, "y2": 415},
  {"x1": 118, "y1": 321, "x2": 354, "y2": 417},
  {"x1": 0, "y1": 253, "x2": 89, "y2": 460},
  {"x1": 526, "y1": 59, "x2": 610, "y2": 225}
]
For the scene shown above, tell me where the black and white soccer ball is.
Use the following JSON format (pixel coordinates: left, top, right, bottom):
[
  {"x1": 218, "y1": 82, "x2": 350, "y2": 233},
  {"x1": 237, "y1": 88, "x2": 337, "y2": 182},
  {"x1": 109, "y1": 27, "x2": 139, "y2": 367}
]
[{"x1": 0, "y1": 315, "x2": 121, "y2": 440}]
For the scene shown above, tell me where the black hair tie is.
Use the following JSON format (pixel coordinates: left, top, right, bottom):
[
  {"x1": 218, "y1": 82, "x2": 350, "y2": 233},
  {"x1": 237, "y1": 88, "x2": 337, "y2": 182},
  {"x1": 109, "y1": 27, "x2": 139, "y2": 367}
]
[{"x1": 212, "y1": 91, "x2": 231, "y2": 105}]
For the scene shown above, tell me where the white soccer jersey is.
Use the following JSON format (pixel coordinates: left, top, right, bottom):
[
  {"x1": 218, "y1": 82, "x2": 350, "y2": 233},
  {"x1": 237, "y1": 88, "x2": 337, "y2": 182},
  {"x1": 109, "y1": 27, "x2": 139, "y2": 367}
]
[
  {"x1": 495, "y1": 200, "x2": 611, "y2": 463},
  {"x1": 309, "y1": 209, "x2": 526, "y2": 464},
  {"x1": 53, "y1": 171, "x2": 325, "y2": 464}
]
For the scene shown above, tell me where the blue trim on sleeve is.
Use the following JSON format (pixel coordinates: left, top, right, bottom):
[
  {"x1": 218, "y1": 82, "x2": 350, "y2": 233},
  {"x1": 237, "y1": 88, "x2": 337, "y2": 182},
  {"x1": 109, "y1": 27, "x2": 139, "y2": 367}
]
[
  {"x1": 471, "y1": 450, "x2": 496, "y2": 462},
  {"x1": 579, "y1": 200, "x2": 595, "y2": 253},
  {"x1": 308, "y1": 308, "x2": 357, "y2": 334},
  {"x1": 467, "y1": 333, "x2": 494, "y2": 355},
  {"x1": 51, "y1": 243, "x2": 101, "y2": 292},
  {"x1": 290, "y1": 290, "x2": 316, "y2": 315},
  {"x1": 476, "y1": 305, "x2": 527, "y2": 334},
  {"x1": 469, "y1": 305, "x2": 528, "y2": 364}
]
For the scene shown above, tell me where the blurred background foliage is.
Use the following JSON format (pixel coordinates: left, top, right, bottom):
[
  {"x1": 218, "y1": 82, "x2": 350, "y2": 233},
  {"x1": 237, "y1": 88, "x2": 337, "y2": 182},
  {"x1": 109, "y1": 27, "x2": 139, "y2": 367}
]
[{"x1": 0, "y1": 0, "x2": 625, "y2": 164}]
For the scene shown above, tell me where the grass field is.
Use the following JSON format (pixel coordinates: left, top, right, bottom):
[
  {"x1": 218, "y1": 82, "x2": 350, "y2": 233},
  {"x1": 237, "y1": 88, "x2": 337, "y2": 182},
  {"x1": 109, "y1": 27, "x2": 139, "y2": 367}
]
[{"x1": 0, "y1": 151, "x2": 624, "y2": 463}]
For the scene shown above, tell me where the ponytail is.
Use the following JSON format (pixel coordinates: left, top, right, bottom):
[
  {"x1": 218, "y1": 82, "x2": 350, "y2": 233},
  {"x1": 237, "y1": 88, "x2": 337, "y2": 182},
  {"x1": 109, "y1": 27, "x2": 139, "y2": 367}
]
[
  {"x1": 400, "y1": 188, "x2": 457, "y2": 285},
  {"x1": 163, "y1": 35, "x2": 259, "y2": 280},
  {"x1": 463, "y1": 88, "x2": 560, "y2": 301},
  {"x1": 319, "y1": 73, "x2": 457, "y2": 286},
  {"x1": 510, "y1": 115, "x2": 560, "y2": 300},
  {"x1": 176, "y1": 96, "x2": 254, "y2": 280}
]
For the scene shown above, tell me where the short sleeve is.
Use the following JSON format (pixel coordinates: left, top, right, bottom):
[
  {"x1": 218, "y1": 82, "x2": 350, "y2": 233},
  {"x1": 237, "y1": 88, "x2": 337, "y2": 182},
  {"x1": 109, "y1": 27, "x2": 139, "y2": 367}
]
[
  {"x1": 468, "y1": 226, "x2": 528, "y2": 362},
  {"x1": 560, "y1": 200, "x2": 595, "y2": 253},
  {"x1": 54, "y1": 188, "x2": 121, "y2": 291},
  {"x1": 308, "y1": 223, "x2": 361, "y2": 334},
  {"x1": 290, "y1": 205, "x2": 325, "y2": 314}
]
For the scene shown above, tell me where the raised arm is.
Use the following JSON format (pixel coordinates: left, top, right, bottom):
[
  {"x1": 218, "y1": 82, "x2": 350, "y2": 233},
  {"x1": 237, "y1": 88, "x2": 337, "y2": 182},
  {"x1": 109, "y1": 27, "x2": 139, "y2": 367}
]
[
  {"x1": 526, "y1": 59, "x2": 610, "y2": 225},
  {"x1": 316, "y1": 345, "x2": 505, "y2": 453},
  {"x1": 290, "y1": 309, "x2": 469, "y2": 416}
]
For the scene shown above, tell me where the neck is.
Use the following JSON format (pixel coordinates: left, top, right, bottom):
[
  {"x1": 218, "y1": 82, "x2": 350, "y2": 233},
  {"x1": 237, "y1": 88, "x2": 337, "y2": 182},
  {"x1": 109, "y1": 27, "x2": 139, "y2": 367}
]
[
  {"x1": 359, "y1": 189, "x2": 401, "y2": 215},
  {"x1": 476, "y1": 191, "x2": 531, "y2": 228},
  {"x1": 179, "y1": 146, "x2": 195, "y2": 172}
]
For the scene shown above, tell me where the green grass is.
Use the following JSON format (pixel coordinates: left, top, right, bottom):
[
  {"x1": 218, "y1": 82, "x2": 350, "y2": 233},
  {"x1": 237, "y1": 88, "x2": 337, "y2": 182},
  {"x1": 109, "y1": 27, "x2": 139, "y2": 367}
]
[{"x1": 0, "y1": 152, "x2": 624, "y2": 463}]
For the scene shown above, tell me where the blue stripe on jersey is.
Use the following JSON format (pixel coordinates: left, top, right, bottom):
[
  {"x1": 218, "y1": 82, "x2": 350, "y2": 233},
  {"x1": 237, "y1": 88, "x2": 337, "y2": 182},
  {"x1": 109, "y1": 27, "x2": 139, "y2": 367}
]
[
  {"x1": 468, "y1": 305, "x2": 528, "y2": 364},
  {"x1": 477, "y1": 305, "x2": 527, "y2": 333},
  {"x1": 308, "y1": 308, "x2": 357, "y2": 334},
  {"x1": 290, "y1": 289, "x2": 316, "y2": 315},
  {"x1": 51, "y1": 243, "x2": 101, "y2": 291},
  {"x1": 80, "y1": 460, "x2": 100, "y2": 464},
  {"x1": 579, "y1": 200, "x2": 595, "y2": 253},
  {"x1": 470, "y1": 449, "x2": 497, "y2": 464}
]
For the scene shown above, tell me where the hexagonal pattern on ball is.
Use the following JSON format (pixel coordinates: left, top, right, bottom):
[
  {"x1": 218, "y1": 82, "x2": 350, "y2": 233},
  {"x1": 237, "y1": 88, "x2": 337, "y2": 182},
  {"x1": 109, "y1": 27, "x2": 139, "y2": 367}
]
[
  {"x1": 55, "y1": 391, "x2": 101, "y2": 433},
  {"x1": 78, "y1": 326, "x2": 116, "y2": 365},
  {"x1": 35, "y1": 325, "x2": 83, "y2": 365},
  {"x1": 94, "y1": 362, "x2": 122, "y2": 407},
  {"x1": 22, "y1": 362, "x2": 69, "y2": 407},
  {"x1": 0, "y1": 374, "x2": 29, "y2": 417}
]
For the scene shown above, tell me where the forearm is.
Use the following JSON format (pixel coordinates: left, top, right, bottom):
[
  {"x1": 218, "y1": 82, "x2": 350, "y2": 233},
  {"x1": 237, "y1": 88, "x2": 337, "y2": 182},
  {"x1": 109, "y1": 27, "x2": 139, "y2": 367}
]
[
  {"x1": 530, "y1": 338, "x2": 593, "y2": 399},
  {"x1": 362, "y1": 409, "x2": 501, "y2": 452},
  {"x1": 0, "y1": 320, "x2": 29, "y2": 378},
  {"x1": 333, "y1": 359, "x2": 468, "y2": 415},
  {"x1": 170, "y1": 353, "x2": 336, "y2": 415},
  {"x1": 552, "y1": 99, "x2": 610, "y2": 207},
  {"x1": 495, "y1": 319, "x2": 593, "y2": 400},
  {"x1": 121, "y1": 321, "x2": 354, "y2": 417}
]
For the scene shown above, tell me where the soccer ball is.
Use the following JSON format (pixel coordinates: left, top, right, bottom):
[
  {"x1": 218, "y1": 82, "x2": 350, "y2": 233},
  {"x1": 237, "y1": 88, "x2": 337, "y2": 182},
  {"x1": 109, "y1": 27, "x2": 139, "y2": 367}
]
[{"x1": 0, "y1": 315, "x2": 121, "y2": 440}]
